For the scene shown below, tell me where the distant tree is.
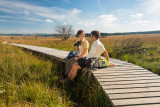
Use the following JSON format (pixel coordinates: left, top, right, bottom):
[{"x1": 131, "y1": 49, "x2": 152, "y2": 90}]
[
  {"x1": 55, "y1": 24, "x2": 75, "y2": 40},
  {"x1": 10, "y1": 36, "x2": 14, "y2": 39}
]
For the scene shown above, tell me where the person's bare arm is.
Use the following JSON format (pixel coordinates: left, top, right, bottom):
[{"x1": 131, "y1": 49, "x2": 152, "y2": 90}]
[
  {"x1": 103, "y1": 50, "x2": 109, "y2": 62},
  {"x1": 76, "y1": 48, "x2": 88, "y2": 59},
  {"x1": 103, "y1": 50, "x2": 116, "y2": 66},
  {"x1": 75, "y1": 46, "x2": 79, "y2": 51}
]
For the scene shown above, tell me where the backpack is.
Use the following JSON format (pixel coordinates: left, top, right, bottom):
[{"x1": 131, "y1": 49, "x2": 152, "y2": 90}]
[
  {"x1": 86, "y1": 57, "x2": 110, "y2": 69},
  {"x1": 74, "y1": 41, "x2": 81, "y2": 46},
  {"x1": 66, "y1": 51, "x2": 77, "y2": 60}
]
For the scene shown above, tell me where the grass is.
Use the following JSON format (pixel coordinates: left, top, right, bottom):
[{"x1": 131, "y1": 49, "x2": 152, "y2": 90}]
[{"x1": 0, "y1": 43, "x2": 73, "y2": 107}]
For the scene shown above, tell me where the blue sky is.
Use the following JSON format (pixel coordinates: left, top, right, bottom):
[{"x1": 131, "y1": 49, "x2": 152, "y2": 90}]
[{"x1": 0, "y1": 0, "x2": 160, "y2": 34}]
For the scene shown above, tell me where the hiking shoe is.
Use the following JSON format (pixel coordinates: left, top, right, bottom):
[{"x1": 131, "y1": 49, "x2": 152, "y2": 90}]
[{"x1": 60, "y1": 77, "x2": 70, "y2": 84}]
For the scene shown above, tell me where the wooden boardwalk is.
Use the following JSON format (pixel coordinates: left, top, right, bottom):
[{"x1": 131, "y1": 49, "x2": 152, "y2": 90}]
[{"x1": 3, "y1": 42, "x2": 160, "y2": 107}]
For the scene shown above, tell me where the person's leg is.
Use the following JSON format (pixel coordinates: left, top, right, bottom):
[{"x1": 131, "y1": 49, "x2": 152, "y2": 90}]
[
  {"x1": 70, "y1": 64, "x2": 81, "y2": 80},
  {"x1": 65, "y1": 57, "x2": 75, "y2": 75},
  {"x1": 68, "y1": 57, "x2": 86, "y2": 80},
  {"x1": 68, "y1": 62, "x2": 78, "y2": 78}
]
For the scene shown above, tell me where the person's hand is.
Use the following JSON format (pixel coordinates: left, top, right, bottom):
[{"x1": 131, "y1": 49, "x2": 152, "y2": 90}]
[
  {"x1": 109, "y1": 63, "x2": 116, "y2": 66},
  {"x1": 75, "y1": 57, "x2": 79, "y2": 60}
]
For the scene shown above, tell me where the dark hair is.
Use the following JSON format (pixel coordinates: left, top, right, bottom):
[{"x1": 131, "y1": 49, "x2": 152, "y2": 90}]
[
  {"x1": 91, "y1": 30, "x2": 100, "y2": 39},
  {"x1": 77, "y1": 30, "x2": 84, "y2": 35}
]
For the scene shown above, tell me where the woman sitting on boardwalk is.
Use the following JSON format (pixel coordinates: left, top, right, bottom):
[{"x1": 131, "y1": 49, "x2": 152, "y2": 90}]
[{"x1": 62, "y1": 30, "x2": 89, "y2": 82}]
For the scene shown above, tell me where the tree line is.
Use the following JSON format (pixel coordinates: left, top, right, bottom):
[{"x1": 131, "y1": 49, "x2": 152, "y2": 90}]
[{"x1": 1, "y1": 24, "x2": 160, "y2": 41}]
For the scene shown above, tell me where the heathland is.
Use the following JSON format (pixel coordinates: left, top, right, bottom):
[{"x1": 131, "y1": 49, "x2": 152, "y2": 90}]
[
  {"x1": 4, "y1": 34, "x2": 160, "y2": 74},
  {"x1": 0, "y1": 34, "x2": 160, "y2": 106}
]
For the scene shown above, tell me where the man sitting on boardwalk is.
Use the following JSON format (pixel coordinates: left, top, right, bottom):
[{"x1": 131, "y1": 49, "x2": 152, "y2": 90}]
[{"x1": 67, "y1": 30, "x2": 115, "y2": 81}]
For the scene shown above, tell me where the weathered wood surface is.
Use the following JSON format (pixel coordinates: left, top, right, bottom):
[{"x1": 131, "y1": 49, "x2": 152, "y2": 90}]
[
  {"x1": 3, "y1": 43, "x2": 160, "y2": 107},
  {"x1": 10, "y1": 43, "x2": 69, "y2": 62}
]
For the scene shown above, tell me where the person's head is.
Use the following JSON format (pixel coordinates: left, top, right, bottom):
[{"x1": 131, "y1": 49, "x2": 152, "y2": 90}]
[
  {"x1": 77, "y1": 30, "x2": 85, "y2": 40},
  {"x1": 91, "y1": 30, "x2": 100, "y2": 41}
]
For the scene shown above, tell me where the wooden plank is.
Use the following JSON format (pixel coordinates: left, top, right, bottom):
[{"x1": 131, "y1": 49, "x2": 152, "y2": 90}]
[
  {"x1": 110, "y1": 65, "x2": 141, "y2": 68},
  {"x1": 93, "y1": 73, "x2": 158, "y2": 78},
  {"x1": 109, "y1": 62, "x2": 135, "y2": 66},
  {"x1": 94, "y1": 75, "x2": 157, "y2": 80},
  {"x1": 93, "y1": 71, "x2": 154, "y2": 76},
  {"x1": 107, "y1": 65, "x2": 143, "y2": 69},
  {"x1": 104, "y1": 67, "x2": 144, "y2": 71},
  {"x1": 98, "y1": 78, "x2": 160, "y2": 83},
  {"x1": 99, "y1": 79, "x2": 160, "y2": 86},
  {"x1": 112, "y1": 97, "x2": 160, "y2": 106},
  {"x1": 124, "y1": 104, "x2": 160, "y2": 107},
  {"x1": 93, "y1": 69, "x2": 151, "y2": 73},
  {"x1": 108, "y1": 91, "x2": 160, "y2": 100},
  {"x1": 96, "y1": 76, "x2": 160, "y2": 82},
  {"x1": 94, "y1": 68, "x2": 150, "y2": 72},
  {"x1": 105, "y1": 68, "x2": 144, "y2": 71},
  {"x1": 105, "y1": 87, "x2": 160, "y2": 94},
  {"x1": 109, "y1": 60, "x2": 137, "y2": 66},
  {"x1": 102, "y1": 82, "x2": 160, "y2": 90},
  {"x1": 11, "y1": 43, "x2": 69, "y2": 61},
  {"x1": 94, "y1": 71, "x2": 151, "y2": 75},
  {"x1": 109, "y1": 59, "x2": 130, "y2": 63},
  {"x1": 93, "y1": 69, "x2": 153, "y2": 74},
  {"x1": 94, "y1": 73, "x2": 157, "y2": 78}
]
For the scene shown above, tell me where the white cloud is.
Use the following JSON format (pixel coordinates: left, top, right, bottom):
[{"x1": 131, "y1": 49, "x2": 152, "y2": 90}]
[
  {"x1": 98, "y1": 14, "x2": 118, "y2": 27},
  {"x1": 0, "y1": 15, "x2": 12, "y2": 18},
  {"x1": 0, "y1": 15, "x2": 42, "y2": 22},
  {"x1": 0, "y1": 8, "x2": 17, "y2": 14},
  {"x1": 76, "y1": 21, "x2": 95, "y2": 27},
  {"x1": 99, "y1": 14, "x2": 117, "y2": 23},
  {"x1": 130, "y1": 20, "x2": 150, "y2": 25},
  {"x1": 46, "y1": 19, "x2": 54, "y2": 23},
  {"x1": 25, "y1": 17, "x2": 42, "y2": 22},
  {"x1": 130, "y1": 13, "x2": 143, "y2": 18},
  {"x1": 71, "y1": 8, "x2": 82, "y2": 15},
  {"x1": 0, "y1": 0, "x2": 82, "y2": 21},
  {"x1": 24, "y1": 11, "x2": 30, "y2": 16},
  {"x1": 74, "y1": 14, "x2": 118, "y2": 33},
  {"x1": 76, "y1": 14, "x2": 117, "y2": 28},
  {"x1": 140, "y1": 0, "x2": 160, "y2": 15}
]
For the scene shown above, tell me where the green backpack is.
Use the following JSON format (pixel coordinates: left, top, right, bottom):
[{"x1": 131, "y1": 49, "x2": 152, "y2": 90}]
[{"x1": 89, "y1": 57, "x2": 110, "y2": 68}]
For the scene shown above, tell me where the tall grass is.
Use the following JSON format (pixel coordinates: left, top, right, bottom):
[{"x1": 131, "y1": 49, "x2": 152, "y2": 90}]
[{"x1": 0, "y1": 43, "x2": 73, "y2": 107}]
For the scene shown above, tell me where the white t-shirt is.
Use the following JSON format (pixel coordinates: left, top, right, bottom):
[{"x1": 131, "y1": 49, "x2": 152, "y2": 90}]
[{"x1": 86, "y1": 39, "x2": 105, "y2": 59}]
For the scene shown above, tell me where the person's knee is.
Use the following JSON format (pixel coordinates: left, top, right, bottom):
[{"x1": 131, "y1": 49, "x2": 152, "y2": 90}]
[
  {"x1": 71, "y1": 64, "x2": 76, "y2": 70},
  {"x1": 72, "y1": 62, "x2": 77, "y2": 67}
]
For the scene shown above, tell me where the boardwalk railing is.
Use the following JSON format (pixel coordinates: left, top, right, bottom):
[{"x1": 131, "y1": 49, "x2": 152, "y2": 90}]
[{"x1": 3, "y1": 42, "x2": 160, "y2": 107}]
